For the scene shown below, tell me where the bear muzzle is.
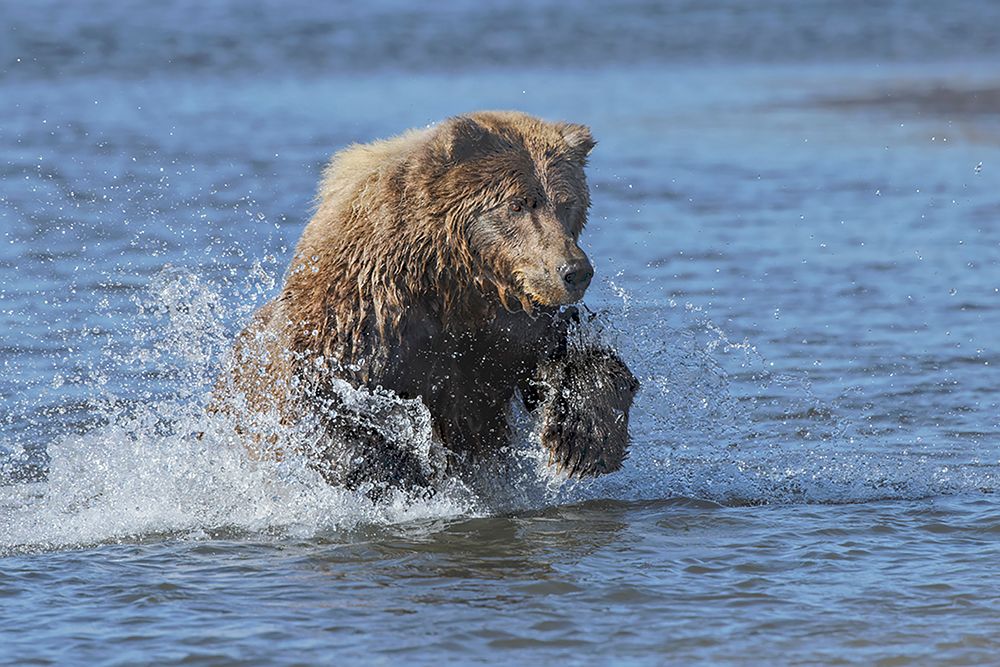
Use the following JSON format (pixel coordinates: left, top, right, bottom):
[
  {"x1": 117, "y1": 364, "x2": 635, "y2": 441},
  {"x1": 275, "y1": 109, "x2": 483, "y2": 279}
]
[{"x1": 519, "y1": 249, "x2": 593, "y2": 306}]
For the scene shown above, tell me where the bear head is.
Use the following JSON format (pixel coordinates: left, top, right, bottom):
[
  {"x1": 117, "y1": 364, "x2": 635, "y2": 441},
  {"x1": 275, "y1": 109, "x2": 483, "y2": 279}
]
[{"x1": 420, "y1": 111, "x2": 597, "y2": 311}]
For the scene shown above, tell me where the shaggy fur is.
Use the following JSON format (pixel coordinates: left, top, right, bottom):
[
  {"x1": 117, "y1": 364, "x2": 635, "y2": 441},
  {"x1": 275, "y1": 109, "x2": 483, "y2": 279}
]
[{"x1": 211, "y1": 111, "x2": 638, "y2": 494}]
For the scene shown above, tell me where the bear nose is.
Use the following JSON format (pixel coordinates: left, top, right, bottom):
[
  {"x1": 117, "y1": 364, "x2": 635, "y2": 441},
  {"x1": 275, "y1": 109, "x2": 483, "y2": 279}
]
[{"x1": 559, "y1": 258, "x2": 594, "y2": 291}]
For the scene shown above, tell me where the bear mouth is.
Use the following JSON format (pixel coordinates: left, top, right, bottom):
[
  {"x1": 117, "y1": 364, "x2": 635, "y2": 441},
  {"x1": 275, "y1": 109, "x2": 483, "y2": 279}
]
[{"x1": 516, "y1": 278, "x2": 584, "y2": 310}]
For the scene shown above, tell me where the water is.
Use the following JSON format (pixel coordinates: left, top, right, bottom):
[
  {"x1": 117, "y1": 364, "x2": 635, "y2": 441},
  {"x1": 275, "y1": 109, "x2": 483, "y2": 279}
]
[{"x1": 3, "y1": 1, "x2": 1000, "y2": 664}]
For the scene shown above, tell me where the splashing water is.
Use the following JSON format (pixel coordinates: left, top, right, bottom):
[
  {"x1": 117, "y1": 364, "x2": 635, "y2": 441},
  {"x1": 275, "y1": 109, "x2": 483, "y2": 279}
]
[
  {"x1": 0, "y1": 267, "x2": 476, "y2": 554},
  {"x1": 1, "y1": 265, "x2": 995, "y2": 556}
]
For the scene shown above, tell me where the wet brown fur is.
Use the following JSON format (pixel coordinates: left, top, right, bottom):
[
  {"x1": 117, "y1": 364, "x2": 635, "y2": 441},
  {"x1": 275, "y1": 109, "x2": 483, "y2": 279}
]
[{"x1": 211, "y1": 111, "x2": 637, "y2": 491}]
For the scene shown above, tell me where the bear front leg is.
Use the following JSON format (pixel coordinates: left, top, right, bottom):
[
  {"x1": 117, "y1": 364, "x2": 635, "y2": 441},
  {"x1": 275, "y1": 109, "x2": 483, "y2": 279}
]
[
  {"x1": 304, "y1": 391, "x2": 444, "y2": 501},
  {"x1": 531, "y1": 347, "x2": 639, "y2": 477}
]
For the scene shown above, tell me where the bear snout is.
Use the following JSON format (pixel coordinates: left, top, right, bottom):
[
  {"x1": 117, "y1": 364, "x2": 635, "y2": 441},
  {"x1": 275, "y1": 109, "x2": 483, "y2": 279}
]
[{"x1": 559, "y1": 257, "x2": 594, "y2": 293}]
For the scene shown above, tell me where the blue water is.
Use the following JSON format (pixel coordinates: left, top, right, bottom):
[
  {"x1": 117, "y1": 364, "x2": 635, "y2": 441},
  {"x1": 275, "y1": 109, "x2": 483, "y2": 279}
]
[{"x1": 3, "y1": 1, "x2": 1000, "y2": 665}]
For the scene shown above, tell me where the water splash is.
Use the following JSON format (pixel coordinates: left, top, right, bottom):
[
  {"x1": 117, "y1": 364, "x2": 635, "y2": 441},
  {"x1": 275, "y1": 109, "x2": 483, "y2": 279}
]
[
  {"x1": 1, "y1": 268, "x2": 995, "y2": 555},
  {"x1": 578, "y1": 287, "x2": 999, "y2": 506},
  {"x1": 0, "y1": 267, "x2": 476, "y2": 554}
]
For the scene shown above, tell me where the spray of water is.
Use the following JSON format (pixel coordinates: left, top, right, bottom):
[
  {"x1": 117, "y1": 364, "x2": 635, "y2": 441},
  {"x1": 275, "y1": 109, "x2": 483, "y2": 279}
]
[{"x1": 1, "y1": 267, "x2": 994, "y2": 555}]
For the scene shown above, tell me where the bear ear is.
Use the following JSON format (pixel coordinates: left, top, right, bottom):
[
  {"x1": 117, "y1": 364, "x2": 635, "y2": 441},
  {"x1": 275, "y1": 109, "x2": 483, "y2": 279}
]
[
  {"x1": 443, "y1": 117, "x2": 493, "y2": 163},
  {"x1": 557, "y1": 122, "x2": 596, "y2": 159}
]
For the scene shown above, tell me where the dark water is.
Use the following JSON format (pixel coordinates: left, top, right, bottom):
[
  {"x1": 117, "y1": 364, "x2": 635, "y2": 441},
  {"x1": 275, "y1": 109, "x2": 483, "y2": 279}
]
[{"x1": 3, "y1": 1, "x2": 1000, "y2": 665}]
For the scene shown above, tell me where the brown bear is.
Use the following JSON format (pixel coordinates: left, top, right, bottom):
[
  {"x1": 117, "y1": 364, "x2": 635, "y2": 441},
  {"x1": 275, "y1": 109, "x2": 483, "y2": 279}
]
[{"x1": 211, "y1": 111, "x2": 638, "y2": 496}]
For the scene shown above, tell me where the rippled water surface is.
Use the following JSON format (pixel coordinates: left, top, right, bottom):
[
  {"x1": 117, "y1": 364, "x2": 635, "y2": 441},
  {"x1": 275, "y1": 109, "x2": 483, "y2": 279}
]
[{"x1": 3, "y1": 1, "x2": 1000, "y2": 665}]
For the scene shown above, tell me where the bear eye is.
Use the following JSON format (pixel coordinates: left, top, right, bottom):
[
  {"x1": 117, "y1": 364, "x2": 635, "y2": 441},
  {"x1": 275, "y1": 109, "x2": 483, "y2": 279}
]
[{"x1": 509, "y1": 199, "x2": 524, "y2": 213}]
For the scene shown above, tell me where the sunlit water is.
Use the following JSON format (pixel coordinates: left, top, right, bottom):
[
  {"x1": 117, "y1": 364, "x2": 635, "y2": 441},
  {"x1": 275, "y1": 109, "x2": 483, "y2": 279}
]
[{"x1": 3, "y1": 2, "x2": 1000, "y2": 665}]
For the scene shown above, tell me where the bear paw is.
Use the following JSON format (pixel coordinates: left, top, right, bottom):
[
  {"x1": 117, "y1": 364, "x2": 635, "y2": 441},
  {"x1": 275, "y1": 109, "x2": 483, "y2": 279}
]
[{"x1": 535, "y1": 348, "x2": 639, "y2": 477}]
